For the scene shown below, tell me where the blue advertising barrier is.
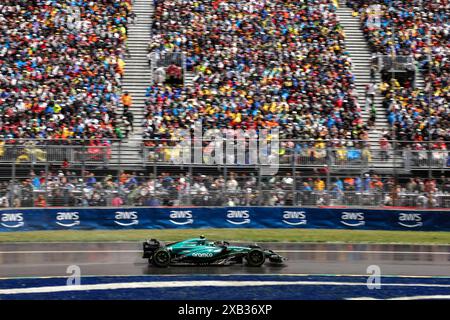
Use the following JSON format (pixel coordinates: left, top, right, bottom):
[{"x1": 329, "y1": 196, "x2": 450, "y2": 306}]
[{"x1": 1, "y1": 207, "x2": 450, "y2": 232}]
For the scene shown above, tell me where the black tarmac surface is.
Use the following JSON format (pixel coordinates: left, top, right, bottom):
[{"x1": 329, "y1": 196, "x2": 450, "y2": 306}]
[{"x1": 1, "y1": 242, "x2": 450, "y2": 278}]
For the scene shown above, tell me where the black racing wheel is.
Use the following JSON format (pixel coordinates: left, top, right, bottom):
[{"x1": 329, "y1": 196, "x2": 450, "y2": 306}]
[
  {"x1": 152, "y1": 248, "x2": 171, "y2": 268},
  {"x1": 246, "y1": 248, "x2": 266, "y2": 267}
]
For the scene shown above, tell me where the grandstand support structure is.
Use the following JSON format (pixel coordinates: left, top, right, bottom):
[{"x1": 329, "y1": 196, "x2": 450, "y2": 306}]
[{"x1": 112, "y1": 0, "x2": 155, "y2": 167}]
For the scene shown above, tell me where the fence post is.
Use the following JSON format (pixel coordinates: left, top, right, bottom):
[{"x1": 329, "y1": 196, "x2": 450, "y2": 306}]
[
  {"x1": 11, "y1": 162, "x2": 16, "y2": 207},
  {"x1": 326, "y1": 160, "x2": 331, "y2": 194},
  {"x1": 154, "y1": 165, "x2": 158, "y2": 206},
  {"x1": 291, "y1": 151, "x2": 296, "y2": 206},
  {"x1": 81, "y1": 151, "x2": 86, "y2": 194},
  {"x1": 116, "y1": 141, "x2": 121, "y2": 189},
  {"x1": 118, "y1": 140, "x2": 122, "y2": 168},
  {"x1": 393, "y1": 140, "x2": 398, "y2": 181},
  {"x1": 104, "y1": 145, "x2": 109, "y2": 167},
  {"x1": 142, "y1": 144, "x2": 146, "y2": 168},
  {"x1": 44, "y1": 163, "x2": 49, "y2": 208},
  {"x1": 258, "y1": 166, "x2": 262, "y2": 206},
  {"x1": 328, "y1": 147, "x2": 334, "y2": 168},
  {"x1": 183, "y1": 52, "x2": 187, "y2": 86},
  {"x1": 188, "y1": 164, "x2": 193, "y2": 206},
  {"x1": 70, "y1": 144, "x2": 75, "y2": 163},
  {"x1": 428, "y1": 141, "x2": 432, "y2": 179},
  {"x1": 223, "y1": 166, "x2": 228, "y2": 206},
  {"x1": 404, "y1": 148, "x2": 411, "y2": 172}
]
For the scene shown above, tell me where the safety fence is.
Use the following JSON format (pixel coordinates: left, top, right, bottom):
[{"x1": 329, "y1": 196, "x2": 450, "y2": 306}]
[
  {"x1": 1, "y1": 206, "x2": 449, "y2": 232},
  {"x1": 2, "y1": 185, "x2": 449, "y2": 209},
  {"x1": 0, "y1": 143, "x2": 110, "y2": 165},
  {"x1": 150, "y1": 51, "x2": 185, "y2": 69},
  {"x1": 142, "y1": 144, "x2": 449, "y2": 170},
  {"x1": 379, "y1": 55, "x2": 416, "y2": 72},
  {"x1": 0, "y1": 139, "x2": 446, "y2": 171}
]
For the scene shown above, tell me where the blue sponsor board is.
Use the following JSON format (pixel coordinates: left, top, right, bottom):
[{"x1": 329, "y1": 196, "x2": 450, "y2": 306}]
[{"x1": 0, "y1": 207, "x2": 449, "y2": 232}]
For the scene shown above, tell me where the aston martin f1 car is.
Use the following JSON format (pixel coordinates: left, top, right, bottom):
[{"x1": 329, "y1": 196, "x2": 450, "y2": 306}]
[{"x1": 143, "y1": 236, "x2": 286, "y2": 267}]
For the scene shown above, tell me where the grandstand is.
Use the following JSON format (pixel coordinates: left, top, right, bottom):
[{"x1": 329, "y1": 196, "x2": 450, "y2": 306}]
[
  {"x1": 0, "y1": 0, "x2": 448, "y2": 209},
  {"x1": 348, "y1": 0, "x2": 448, "y2": 146}
]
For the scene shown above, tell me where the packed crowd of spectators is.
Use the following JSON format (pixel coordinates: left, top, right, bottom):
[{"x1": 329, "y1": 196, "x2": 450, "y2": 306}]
[
  {"x1": 346, "y1": 0, "x2": 449, "y2": 148},
  {"x1": 1, "y1": 170, "x2": 449, "y2": 208},
  {"x1": 143, "y1": 0, "x2": 368, "y2": 143},
  {"x1": 0, "y1": 0, "x2": 133, "y2": 143}
]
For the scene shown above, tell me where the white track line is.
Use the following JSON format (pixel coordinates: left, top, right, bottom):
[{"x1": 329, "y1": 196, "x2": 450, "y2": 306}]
[
  {"x1": 1, "y1": 250, "x2": 450, "y2": 255},
  {"x1": 280, "y1": 250, "x2": 450, "y2": 255},
  {"x1": 2, "y1": 280, "x2": 450, "y2": 295},
  {"x1": 2, "y1": 274, "x2": 450, "y2": 281},
  {"x1": 0, "y1": 250, "x2": 141, "y2": 254}
]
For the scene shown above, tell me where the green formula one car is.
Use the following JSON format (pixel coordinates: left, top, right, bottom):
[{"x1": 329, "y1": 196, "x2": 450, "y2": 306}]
[{"x1": 143, "y1": 236, "x2": 286, "y2": 268}]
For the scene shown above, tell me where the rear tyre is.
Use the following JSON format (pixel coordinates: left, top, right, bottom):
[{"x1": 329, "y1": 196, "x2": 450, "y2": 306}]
[
  {"x1": 246, "y1": 249, "x2": 265, "y2": 267},
  {"x1": 152, "y1": 248, "x2": 171, "y2": 268}
]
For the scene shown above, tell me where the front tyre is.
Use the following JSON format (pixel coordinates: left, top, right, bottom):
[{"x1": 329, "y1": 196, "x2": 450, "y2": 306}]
[
  {"x1": 246, "y1": 249, "x2": 266, "y2": 267},
  {"x1": 152, "y1": 248, "x2": 171, "y2": 268}
]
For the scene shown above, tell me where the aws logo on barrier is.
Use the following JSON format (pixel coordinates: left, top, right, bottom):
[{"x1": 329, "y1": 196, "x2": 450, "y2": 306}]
[
  {"x1": 169, "y1": 211, "x2": 194, "y2": 225},
  {"x1": 398, "y1": 213, "x2": 423, "y2": 228},
  {"x1": 226, "y1": 210, "x2": 251, "y2": 225},
  {"x1": 114, "y1": 211, "x2": 139, "y2": 227},
  {"x1": 282, "y1": 211, "x2": 307, "y2": 226},
  {"x1": 340, "y1": 212, "x2": 365, "y2": 227},
  {"x1": 56, "y1": 212, "x2": 80, "y2": 228},
  {"x1": 1, "y1": 213, "x2": 24, "y2": 229}
]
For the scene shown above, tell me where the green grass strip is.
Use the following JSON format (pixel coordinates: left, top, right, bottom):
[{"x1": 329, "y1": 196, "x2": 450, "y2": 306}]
[{"x1": 0, "y1": 229, "x2": 450, "y2": 244}]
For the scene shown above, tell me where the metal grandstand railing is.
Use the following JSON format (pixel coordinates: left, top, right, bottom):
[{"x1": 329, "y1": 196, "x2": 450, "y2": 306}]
[
  {"x1": 0, "y1": 143, "x2": 110, "y2": 165},
  {"x1": 379, "y1": 54, "x2": 416, "y2": 72},
  {"x1": 0, "y1": 139, "x2": 447, "y2": 171},
  {"x1": 150, "y1": 52, "x2": 185, "y2": 68},
  {"x1": 141, "y1": 140, "x2": 449, "y2": 171}
]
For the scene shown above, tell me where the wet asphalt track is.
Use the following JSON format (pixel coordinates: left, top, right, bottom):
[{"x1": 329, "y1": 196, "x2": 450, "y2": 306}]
[{"x1": 1, "y1": 242, "x2": 450, "y2": 278}]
